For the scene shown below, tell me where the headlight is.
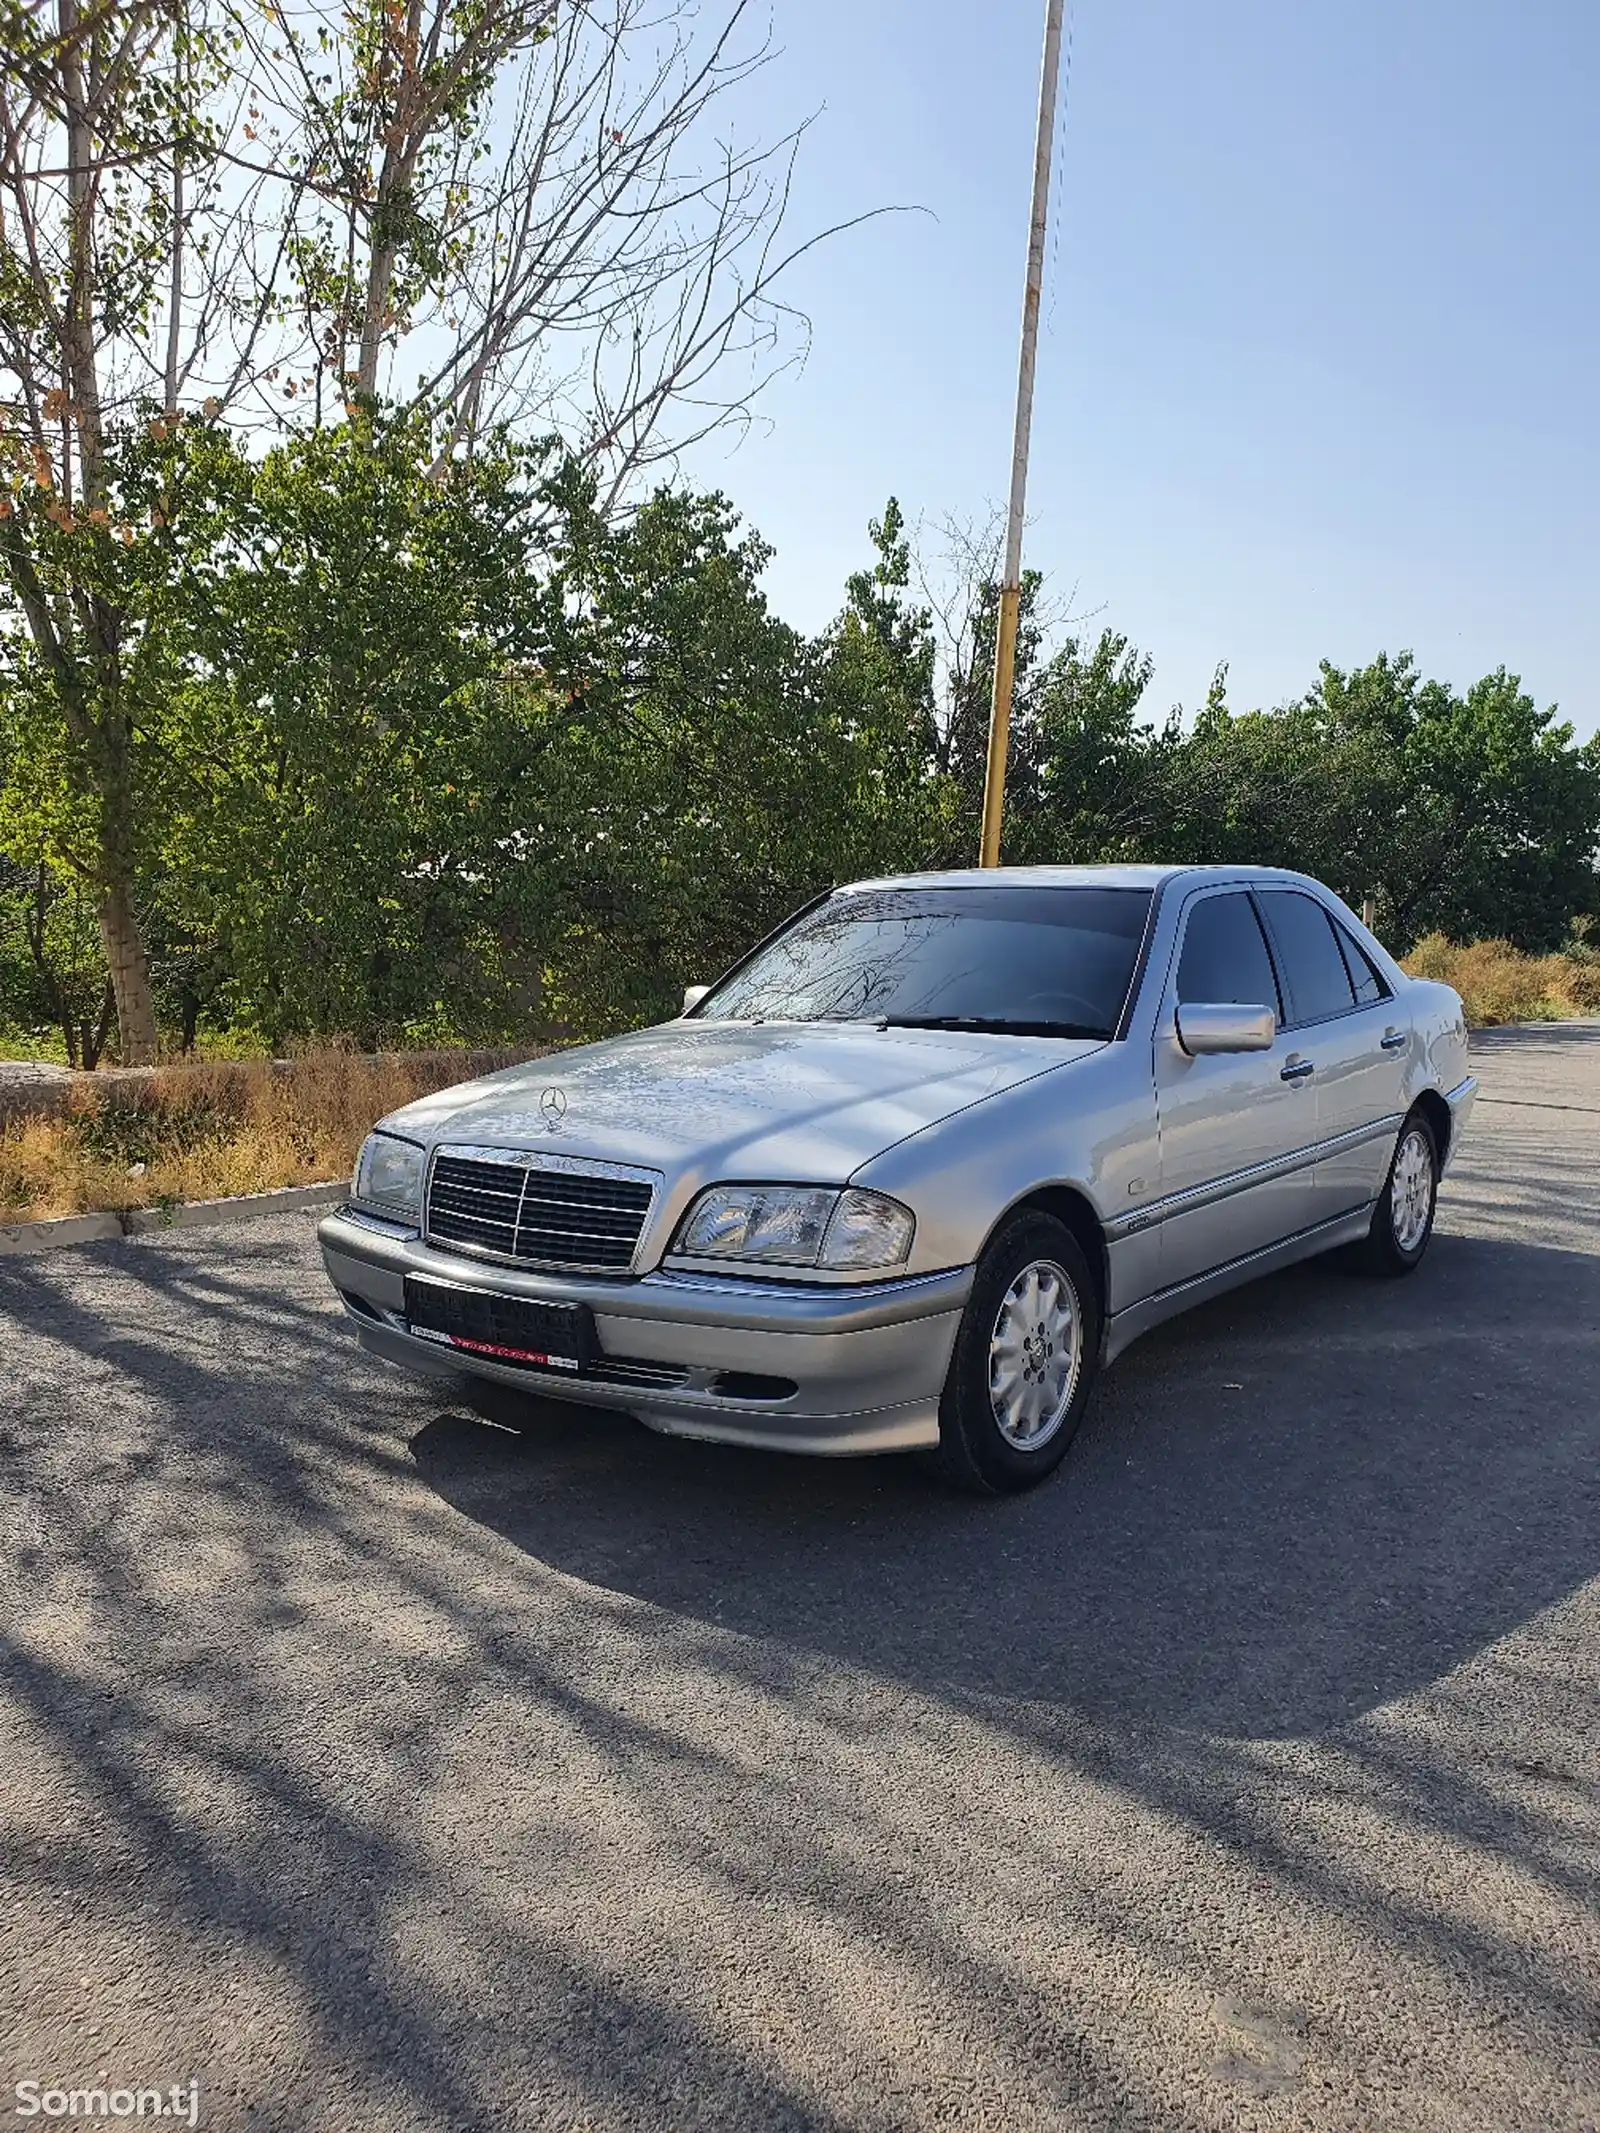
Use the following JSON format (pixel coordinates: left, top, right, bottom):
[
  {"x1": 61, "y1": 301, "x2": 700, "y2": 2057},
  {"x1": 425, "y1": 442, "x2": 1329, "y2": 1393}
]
[
  {"x1": 353, "y1": 1132, "x2": 426, "y2": 1219},
  {"x1": 674, "y1": 1184, "x2": 914, "y2": 1271}
]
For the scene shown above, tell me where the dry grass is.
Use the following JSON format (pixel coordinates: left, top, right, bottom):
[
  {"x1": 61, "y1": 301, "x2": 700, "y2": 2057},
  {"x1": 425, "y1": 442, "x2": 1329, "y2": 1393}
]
[
  {"x1": 0, "y1": 1045, "x2": 539, "y2": 1223},
  {"x1": 1402, "y1": 934, "x2": 1600, "y2": 1026}
]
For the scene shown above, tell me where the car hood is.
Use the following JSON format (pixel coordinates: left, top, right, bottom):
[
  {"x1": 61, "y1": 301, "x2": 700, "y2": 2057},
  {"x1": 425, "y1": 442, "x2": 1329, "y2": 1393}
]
[{"x1": 381, "y1": 1020, "x2": 1103, "y2": 1182}]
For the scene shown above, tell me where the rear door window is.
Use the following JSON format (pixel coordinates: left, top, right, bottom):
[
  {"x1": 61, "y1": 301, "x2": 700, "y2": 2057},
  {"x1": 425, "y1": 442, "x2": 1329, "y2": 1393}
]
[
  {"x1": 1334, "y1": 922, "x2": 1391, "y2": 1005},
  {"x1": 1257, "y1": 891, "x2": 1358, "y2": 1026},
  {"x1": 1176, "y1": 892, "x2": 1282, "y2": 1021}
]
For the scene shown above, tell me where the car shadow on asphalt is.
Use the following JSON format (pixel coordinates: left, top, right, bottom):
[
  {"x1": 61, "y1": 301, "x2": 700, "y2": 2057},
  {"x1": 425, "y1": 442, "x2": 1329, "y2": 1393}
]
[{"x1": 411, "y1": 1228, "x2": 1600, "y2": 1744}]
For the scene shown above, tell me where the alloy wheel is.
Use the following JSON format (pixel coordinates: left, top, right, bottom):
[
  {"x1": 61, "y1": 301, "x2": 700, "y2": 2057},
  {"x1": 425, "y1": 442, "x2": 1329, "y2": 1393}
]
[
  {"x1": 987, "y1": 1258, "x2": 1083, "y2": 1450},
  {"x1": 1391, "y1": 1126, "x2": 1434, "y2": 1252}
]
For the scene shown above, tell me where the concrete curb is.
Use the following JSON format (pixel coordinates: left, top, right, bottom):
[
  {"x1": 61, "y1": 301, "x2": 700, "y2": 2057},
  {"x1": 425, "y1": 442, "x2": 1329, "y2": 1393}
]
[
  {"x1": 0, "y1": 1182, "x2": 347, "y2": 1257},
  {"x1": 0, "y1": 1211, "x2": 124, "y2": 1255}
]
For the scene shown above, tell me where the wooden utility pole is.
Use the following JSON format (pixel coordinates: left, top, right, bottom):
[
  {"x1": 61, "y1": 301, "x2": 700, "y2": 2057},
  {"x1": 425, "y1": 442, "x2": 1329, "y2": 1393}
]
[{"x1": 979, "y1": 0, "x2": 1066, "y2": 867}]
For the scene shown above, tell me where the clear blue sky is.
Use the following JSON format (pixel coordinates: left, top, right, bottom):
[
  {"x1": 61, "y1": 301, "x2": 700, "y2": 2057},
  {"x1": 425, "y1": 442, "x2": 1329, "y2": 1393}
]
[{"x1": 685, "y1": 0, "x2": 1599, "y2": 737}]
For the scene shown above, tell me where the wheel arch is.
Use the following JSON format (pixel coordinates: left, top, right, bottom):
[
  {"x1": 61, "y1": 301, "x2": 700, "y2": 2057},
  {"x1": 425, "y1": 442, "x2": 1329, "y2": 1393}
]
[
  {"x1": 1413, "y1": 1085, "x2": 1452, "y2": 1166},
  {"x1": 983, "y1": 1182, "x2": 1110, "y2": 1315}
]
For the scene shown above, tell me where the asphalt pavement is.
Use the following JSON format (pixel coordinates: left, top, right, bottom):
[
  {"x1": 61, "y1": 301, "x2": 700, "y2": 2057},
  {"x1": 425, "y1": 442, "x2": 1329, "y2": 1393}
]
[{"x1": 1, "y1": 1023, "x2": 1597, "y2": 2132}]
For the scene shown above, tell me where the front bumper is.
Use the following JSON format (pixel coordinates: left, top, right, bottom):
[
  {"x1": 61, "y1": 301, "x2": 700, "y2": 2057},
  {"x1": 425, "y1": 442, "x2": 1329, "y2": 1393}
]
[{"x1": 319, "y1": 1208, "x2": 970, "y2": 1455}]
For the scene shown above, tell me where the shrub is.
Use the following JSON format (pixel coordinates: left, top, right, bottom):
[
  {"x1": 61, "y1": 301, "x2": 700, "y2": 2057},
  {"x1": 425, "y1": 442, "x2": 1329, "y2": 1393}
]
[
  {"x1": 1402, "y1": 935, "x2": 1600, "y2": 1026},
  {"x1": 0, "y1": 1044, "x2": 541, "y2": 1221}
]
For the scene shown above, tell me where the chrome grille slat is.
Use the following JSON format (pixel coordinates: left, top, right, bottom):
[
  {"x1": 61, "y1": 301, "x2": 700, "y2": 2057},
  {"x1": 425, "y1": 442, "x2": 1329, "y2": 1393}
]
[
  {"x1": 429, "y1": 1220, "x2": 513, "y2": 1246},
  {"x1": 512, "y1": 1227, "x2": 640, "y2": 1246},
  {"x1": 426, "y1": 1149, "x2": 656, "y2": 1273},
  {"x1": 515, "y1": 1196, "x2": 643, "y2": 1221},
  {"x1": 510, "y1": 1191, "x2": 644, "y2": 1219},
  {"x1": 521, "y1": 1224, "x2": 636, "y2": 1239},
  {"x1": 427, "y1": 1198, "x2": 517, "y2": 1222}
]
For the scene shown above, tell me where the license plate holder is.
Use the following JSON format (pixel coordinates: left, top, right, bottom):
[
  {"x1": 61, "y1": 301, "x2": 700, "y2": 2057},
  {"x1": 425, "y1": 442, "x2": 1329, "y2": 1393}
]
[{"x1": 403, "y1": 1278, "x2": 598, "y2": 1373}]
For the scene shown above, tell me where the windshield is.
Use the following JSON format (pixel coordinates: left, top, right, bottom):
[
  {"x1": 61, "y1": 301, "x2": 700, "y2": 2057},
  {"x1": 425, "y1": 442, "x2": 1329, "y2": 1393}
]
[{"x1": 696, "y1": 885, "x2": 1153, "y2": 1039}]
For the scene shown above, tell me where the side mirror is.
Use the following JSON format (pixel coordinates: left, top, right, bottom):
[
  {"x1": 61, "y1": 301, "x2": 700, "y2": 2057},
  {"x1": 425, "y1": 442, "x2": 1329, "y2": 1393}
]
[
  {"x1": 682, "y1": 984, "x2": 711, "y2": 1015},
  {"x1": 1176, "y1": 1002, "x2": 1276, "y2": 1056}
]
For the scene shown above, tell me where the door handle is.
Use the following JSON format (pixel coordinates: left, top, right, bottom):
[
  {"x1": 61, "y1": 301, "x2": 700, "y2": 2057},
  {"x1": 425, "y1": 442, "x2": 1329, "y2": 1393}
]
[
  {"x1": 1280, "y1": 1058, "x2": 1315, "y2": 1082},
  {"x1": 1380, "y1": 1030, "x2": 1406, "y2": 1051}
]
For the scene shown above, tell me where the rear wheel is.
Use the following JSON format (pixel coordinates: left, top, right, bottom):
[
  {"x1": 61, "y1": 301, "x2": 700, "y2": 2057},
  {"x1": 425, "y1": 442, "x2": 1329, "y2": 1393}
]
[
  {"x1": 1359, "y1": 1110, "x2": 1439, "y2": 1275},
  {"x1": 931, "y1": 1212, "x2": 1100, "y2": 1494}
]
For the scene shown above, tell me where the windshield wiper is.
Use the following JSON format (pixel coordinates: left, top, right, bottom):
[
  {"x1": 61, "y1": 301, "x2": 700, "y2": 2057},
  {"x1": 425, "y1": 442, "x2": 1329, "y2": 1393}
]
[{"x1": 877, "y1": 1014, "x2": 1108, "y2": 1040}]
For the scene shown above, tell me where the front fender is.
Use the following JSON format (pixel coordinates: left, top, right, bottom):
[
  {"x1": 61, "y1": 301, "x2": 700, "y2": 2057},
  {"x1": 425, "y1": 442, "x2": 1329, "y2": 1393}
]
[{"x1": 849, "y1": 1043, "x2": 1162, "y2": 1313}]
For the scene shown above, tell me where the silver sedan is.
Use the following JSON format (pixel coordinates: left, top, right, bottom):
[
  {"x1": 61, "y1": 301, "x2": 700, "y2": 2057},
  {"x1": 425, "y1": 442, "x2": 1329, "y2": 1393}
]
[{"x1": 319, "y1": 865, "x2": 1476, "y2": 1492}]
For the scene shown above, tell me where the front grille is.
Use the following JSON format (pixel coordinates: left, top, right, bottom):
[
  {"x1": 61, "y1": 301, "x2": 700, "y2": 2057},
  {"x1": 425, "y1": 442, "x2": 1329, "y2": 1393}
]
[{"x1": 425, "y1": 1150, "x2": 655, "y2": 1272}]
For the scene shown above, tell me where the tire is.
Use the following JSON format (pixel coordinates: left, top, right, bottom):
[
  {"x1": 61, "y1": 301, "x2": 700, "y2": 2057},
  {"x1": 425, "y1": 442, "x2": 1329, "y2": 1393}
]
[
  {"x1": 1359, "y1": 1108, "x2": 1439, "y2": 1276},
  {"x1": 931, "y1": 1212, "x2": 1101, "y2": 1495}
]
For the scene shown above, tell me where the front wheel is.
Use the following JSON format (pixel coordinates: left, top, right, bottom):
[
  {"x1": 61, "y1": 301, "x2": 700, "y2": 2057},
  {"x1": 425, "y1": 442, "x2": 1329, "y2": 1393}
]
[
  {"x1": 1359, "y1": 1110, "x2": 1439, "y2": 1276},
  {"x1": 931, "y1": 1212, "x2": 1101, "y2": 1494}
]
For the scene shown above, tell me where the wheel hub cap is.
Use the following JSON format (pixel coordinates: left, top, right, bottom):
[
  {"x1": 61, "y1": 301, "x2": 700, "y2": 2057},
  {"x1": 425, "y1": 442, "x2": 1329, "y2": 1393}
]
[{"x1": 988, "y1": 1258, "x2": 1083, "y2": 1450}]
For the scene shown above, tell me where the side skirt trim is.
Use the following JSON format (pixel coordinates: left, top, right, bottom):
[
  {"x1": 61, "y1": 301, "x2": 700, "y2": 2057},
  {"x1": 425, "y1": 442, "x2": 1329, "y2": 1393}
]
[{"x1": 1101, "y1": 1202, "x2": 1376, "y2": 1365}]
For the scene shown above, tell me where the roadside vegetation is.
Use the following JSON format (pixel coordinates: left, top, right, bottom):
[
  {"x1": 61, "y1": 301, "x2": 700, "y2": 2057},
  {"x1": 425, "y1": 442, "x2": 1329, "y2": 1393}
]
[
  {"x1": 4, "y1": 474, "x2": 1595, "y2": 1065},
  {"x1": 1403, "y1": 931, "x2": 1600, "y2": 1026},
  {"x1": 0, "y1": 1047, "x2": 536, "y2": 1224}
]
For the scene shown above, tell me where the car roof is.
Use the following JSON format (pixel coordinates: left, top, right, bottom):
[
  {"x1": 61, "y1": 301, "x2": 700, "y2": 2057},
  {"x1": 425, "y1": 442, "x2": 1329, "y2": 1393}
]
[{"x1": 835, "y1": 864, "x2": 1325, "y2": 895}]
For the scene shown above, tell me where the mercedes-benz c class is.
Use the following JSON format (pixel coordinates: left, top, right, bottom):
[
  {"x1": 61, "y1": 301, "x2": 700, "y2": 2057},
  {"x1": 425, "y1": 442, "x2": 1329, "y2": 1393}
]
[{"x1": 319, "y1": 867, "x2": 1474, "y2": 1492}]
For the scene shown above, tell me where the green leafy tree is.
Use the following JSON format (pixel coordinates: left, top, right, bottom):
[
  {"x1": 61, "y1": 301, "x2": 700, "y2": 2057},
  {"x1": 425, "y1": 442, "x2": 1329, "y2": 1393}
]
[
  {"x1": 522, "y1": 487, "x2": 937, "y2": 1029},
  {"x1": 0, "y1": 0, "x2": 863, "y2": 1060},
  {"x1": 0, "y1": 0, "x2": 310, "y2": 1060},
  {"x1": 1157, "y1": 654, "x2": 1600, "y2": 948},
  {"x1": 162, "y1": 413, "x2": 571, "y2": 1044},
  {"x1": 1306, "y1": 653, "x2": 1600, "y2": 947},
  {"x1": 0, "y1": 854, "x2": 113, "y2": 1064},
  {"x1": 1003, "y1": 631, "x2": 1171, "y2": 865},
  {"x1": 1155, "y1": 670, "x2": 1353, "y2": 883},
  {"x1": 812, "y1": 499, "x2": 954, "y2": 869}
]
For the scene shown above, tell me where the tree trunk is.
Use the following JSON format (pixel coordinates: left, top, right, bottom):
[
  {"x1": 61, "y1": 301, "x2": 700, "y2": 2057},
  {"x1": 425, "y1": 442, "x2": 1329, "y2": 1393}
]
[
  {"x1": 80, "y1": 981, "x2": 117, "y2": 1072},
  {"x1": 357, "y1": 241, "x2": 399, "y2": 398},
  {"x1": 99, "y1": 880, "x2": 159, "y2": 1065}
]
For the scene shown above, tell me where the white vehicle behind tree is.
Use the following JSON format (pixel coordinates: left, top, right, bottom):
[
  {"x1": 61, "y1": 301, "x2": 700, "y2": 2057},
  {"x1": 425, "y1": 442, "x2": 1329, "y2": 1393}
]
[{"x1": 320, "y1": 867, "x2": 1475, "y2": 1493}]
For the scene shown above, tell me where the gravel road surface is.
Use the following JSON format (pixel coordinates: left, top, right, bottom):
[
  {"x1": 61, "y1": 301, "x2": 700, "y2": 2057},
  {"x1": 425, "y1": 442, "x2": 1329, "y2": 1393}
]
[{"x1": 2, "y1": 1024, "x2": 1597, "y2": 2132}]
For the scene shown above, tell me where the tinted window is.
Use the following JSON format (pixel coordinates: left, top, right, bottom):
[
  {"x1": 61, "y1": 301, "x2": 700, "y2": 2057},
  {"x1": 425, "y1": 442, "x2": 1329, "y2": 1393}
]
[
  {"x1": 1259, "y1": 891, "x2": 1357, "y2": 1024},
  {"x1": 1176, "y1": 892, "x2": 1281, "y2": 1018},
  {"x1": 1334, "y1": 922, "x2": 1390, "y2": 1006},
  {"x1": 699, "y1": 886, "x2": 1152, "y2": 1039}
]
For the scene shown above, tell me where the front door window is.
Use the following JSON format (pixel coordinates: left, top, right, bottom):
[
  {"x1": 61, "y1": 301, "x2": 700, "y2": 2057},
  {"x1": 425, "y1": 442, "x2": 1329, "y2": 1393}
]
[{"x1": 1175, "y1": 891, "x2": 1282, "y2": 1018}]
